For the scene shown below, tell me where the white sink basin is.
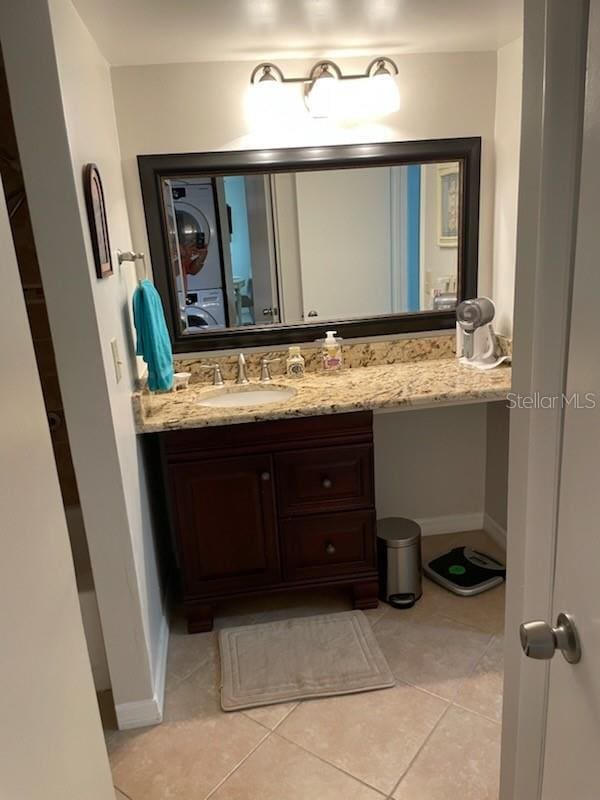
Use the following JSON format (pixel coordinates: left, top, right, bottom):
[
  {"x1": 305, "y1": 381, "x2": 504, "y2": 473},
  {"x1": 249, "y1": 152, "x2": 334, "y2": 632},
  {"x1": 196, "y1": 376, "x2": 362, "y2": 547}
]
[{"x1": 196, "y1": 384, "x2": 297, "y2": 409}]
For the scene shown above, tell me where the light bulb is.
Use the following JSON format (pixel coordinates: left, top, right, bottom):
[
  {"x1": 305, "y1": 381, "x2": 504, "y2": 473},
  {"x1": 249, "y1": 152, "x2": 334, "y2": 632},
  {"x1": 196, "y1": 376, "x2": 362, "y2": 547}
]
[
  {"x1": 306, "y1": 73, "x2": 338, "y2": 118},
  {"x1": 246, "y1": 78, "x2": 285, "y2": 129},
  {"x1": 369, "y1": 72, "x2": 400, "y2": 116}
]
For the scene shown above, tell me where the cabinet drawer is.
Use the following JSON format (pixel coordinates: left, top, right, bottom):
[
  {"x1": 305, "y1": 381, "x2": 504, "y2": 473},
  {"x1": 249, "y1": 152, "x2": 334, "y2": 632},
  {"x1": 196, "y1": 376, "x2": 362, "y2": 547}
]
[
  {"x1": 281, "y1": 510, "x2": 376, "y2": 581},
  {"x1": 275, "y1": 444, "x2": 373, "y2": 516}
]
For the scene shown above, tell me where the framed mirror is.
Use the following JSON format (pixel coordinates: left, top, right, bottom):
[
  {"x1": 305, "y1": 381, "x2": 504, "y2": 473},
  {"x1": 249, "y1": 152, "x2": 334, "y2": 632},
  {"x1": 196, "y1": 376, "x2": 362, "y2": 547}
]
[{"x1": 139, "y1": 138, "x2": 480, "y2": 352}]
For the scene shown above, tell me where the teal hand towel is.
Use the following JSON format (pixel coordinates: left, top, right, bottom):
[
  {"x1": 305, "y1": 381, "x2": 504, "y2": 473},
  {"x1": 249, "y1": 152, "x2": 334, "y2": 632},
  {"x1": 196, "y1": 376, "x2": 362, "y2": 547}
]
[{"x1": 133, "y1": 279, "x2": 174, "y2": 392}]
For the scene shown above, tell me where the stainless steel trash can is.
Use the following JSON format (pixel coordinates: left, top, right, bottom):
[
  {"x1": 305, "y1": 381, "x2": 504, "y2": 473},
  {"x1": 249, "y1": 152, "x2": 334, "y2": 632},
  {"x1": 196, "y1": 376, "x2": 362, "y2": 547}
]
[{"x1": 377, "y1": 517, "x2": 422, "y2": 609}]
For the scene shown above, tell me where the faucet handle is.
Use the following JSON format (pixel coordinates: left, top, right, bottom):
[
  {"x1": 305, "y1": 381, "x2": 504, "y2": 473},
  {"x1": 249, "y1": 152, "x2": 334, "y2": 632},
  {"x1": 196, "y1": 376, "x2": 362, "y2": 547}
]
[
  {"x1": 200, "y1": 363, "x2": 224, "y2": 386},
  {"x1": 260, "y1": 357, "x2": 281, "y2": 383}
]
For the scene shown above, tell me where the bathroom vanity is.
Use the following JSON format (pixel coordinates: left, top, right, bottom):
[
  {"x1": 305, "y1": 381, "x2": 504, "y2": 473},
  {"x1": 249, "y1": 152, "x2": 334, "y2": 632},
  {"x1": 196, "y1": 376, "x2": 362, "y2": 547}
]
[
  {"x1": 133, "y1": 136, "x2": 511, "y2": 633},
  {"x1": 160, "y1": 412, "x2": 377, "y2": 632},
  {"x1": 136, "y1": 337, "x2": 511, "y2": 632}
]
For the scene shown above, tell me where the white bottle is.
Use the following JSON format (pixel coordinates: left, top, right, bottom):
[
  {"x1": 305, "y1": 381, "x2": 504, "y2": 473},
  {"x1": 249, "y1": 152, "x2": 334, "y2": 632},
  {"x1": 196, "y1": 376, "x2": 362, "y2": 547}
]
[
  {"x1": 322, "y1": 330, "x2": 343, "y2": 372},
  {"x1": 286, "y1": 346, "x2": 305, "y2": 378}
]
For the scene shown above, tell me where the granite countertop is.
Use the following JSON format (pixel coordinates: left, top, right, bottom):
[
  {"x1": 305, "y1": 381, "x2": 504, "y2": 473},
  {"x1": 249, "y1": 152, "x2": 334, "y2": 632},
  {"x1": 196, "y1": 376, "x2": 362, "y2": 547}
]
[{"x1": 133, "y1": 357, "x2": 512, "y2": 434}]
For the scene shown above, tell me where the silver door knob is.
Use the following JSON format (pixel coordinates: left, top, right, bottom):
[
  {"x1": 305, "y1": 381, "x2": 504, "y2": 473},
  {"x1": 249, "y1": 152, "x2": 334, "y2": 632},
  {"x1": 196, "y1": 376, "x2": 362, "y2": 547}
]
[
  {"x1": 307, "y1": 310, "x2": 318, "y2": 317},
  {"x1": 520, "y1": 612, "x2": 581, "y2": 664},
  {"x1": 325, "y1": 543, "x2": 336, "y2": 555},
  {"x1": 322, "y1": 477, "x2": 333, "y2": 489}
]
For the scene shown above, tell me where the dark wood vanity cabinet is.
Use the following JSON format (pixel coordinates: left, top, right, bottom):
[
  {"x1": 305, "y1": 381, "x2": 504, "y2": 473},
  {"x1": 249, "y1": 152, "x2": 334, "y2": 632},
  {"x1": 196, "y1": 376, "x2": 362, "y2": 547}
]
[{"x1": 160, "y1": 412, "x2": 378, "y2": 632}]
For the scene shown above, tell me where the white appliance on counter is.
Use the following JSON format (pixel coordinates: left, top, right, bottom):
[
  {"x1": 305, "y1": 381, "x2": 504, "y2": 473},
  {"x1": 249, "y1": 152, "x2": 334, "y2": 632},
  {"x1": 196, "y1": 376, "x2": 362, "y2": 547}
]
[{"x1": 456, "y1": 297, "x2": 509, "y2": 370}]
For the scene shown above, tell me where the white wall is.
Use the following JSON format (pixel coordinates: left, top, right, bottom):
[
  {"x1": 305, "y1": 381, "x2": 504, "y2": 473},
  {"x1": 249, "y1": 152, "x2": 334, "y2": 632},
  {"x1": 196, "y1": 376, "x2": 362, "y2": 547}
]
[
  {"x1": 111, "y1": 51, "x2": 497, "y2": 334},
  {"x1": 374, "y1": 404, "x2": 487, "y2": 530},
  {"x1": 0, "y1": 179, "x2": 115, "y2": 800},
  {"x1": 485, "y1": 402, "x2": 510, "y2": 532},
  {"x1": 492, "y1": 38, "x2": 523, "y2": 335},
  {"x1": 0, "y1": 0, "x2": 167, "y2": 727}
]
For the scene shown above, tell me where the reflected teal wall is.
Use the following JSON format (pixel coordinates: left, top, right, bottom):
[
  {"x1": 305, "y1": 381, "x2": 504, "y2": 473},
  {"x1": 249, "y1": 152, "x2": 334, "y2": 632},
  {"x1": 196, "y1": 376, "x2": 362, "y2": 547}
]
[
  {"x1": 406, "y1": 164, "x2": 421, "y2": 312},
  {"x1": 223, "y1": 176, "x2": 252, "y2": 283}
]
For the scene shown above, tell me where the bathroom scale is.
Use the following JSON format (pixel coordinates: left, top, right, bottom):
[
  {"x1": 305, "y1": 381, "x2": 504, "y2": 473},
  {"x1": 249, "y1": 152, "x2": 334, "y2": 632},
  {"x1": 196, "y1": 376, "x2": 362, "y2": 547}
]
[{"x1": 424, "y1": 546, "x2": 506, "y2": 596}]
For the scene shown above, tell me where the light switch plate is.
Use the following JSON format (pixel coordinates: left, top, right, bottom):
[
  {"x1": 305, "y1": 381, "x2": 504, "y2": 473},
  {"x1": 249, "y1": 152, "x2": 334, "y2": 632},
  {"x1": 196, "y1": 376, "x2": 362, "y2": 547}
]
[{"x1": 110, "y1": 338, "x2": 122, "y2": 383}]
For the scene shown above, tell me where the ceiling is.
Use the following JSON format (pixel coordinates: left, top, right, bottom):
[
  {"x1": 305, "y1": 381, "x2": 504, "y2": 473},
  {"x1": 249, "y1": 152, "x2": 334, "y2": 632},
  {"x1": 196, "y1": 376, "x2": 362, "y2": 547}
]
[{"x1": 71, "y1": 0, "x2": 523, "y2": 67}]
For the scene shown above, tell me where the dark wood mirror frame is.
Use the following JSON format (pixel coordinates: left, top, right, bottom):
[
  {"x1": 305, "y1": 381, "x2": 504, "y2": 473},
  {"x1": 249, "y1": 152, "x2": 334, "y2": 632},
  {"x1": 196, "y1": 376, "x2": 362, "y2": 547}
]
[{"x1": 138, "y1": 137, "x2": 480, "y2": 353}]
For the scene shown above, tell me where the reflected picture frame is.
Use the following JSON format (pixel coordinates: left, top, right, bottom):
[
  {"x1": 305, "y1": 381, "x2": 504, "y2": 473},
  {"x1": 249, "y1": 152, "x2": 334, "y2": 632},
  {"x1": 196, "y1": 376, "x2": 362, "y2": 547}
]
[
  {"x1": 83, "y1": 163, "x2": 113, "y2": 279},
  {"x1": 437, "y1": 163, "x2": 459, "y2": 248}
]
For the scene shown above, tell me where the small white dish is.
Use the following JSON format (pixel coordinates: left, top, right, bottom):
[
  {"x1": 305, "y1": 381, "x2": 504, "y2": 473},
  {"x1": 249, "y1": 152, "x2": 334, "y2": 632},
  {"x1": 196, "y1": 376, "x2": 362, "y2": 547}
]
[{"x1": 173, "y1": 371, "x2": 192, "y2": 391}]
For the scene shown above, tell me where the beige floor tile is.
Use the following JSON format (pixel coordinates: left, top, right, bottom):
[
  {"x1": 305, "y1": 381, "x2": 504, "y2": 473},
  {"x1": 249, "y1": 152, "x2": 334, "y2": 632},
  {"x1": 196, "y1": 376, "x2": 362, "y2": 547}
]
[
  {"x1": 419, "y1": 579, "x2": 506, "y2": 636},
  {"x1": 393, "y1": 706, "x2": 501, "y2": 800},
  {"x1": 361, "y1": 601, "x2": 390, "y2": 626},
  {"x1": 167, "y1": 647, "x2": 299, "y2": 729},
  {"x1": 209, "y1": 734, "x2": 384, "y2": 800},
  {"x1": 166, "y1": 628, "x2": 219, "y2": 690},
  {"x1": 277, "y1": 684, "x2": 447, "y2": 794},
  {"x1": 109, "y1": 713, "x2": 266, "y2": 800},
  {"x1": 375, "y1": 612, "x2": 492, "y2": 700},
  {"x1": 163, "y1": 670, "x2": 228, "y2": 724},
  {"x1": 243, "y1": 701, "x2": 298, "y2": 729},
  {"x1": 455, "y1": 636, "x2": 504, "y2": 722}
]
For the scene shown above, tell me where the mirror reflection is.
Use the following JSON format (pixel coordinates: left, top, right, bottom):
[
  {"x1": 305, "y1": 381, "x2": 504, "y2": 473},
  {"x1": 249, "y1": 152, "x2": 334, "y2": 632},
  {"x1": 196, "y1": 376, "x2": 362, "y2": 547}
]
[{"x1": 161, "y1": 161, "x2": 460, "y2": 335}]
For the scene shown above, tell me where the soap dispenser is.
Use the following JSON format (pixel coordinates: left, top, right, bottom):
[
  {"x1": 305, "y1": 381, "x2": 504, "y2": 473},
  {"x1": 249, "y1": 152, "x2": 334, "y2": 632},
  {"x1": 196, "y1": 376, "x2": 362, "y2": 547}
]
[
  {"x1": 322, "y1": 330, "x2": 343, "y2": 372},
  {"x1": 286, "y1": 346, "x2": 305, "y2": 378}
]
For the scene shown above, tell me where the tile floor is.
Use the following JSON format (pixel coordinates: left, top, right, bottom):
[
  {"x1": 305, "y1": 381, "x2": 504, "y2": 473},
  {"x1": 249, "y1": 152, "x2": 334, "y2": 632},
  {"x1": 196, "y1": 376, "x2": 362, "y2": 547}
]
[{"x1": 102, "y1": 530, "x2": 505, "y2": 800}]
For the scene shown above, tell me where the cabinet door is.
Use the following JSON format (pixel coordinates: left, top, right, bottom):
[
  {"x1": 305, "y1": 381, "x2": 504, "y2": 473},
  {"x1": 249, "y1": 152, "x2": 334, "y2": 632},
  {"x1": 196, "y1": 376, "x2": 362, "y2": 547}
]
[{"x1": 168, "y1": 454, "x2": 280, "y2": 596}]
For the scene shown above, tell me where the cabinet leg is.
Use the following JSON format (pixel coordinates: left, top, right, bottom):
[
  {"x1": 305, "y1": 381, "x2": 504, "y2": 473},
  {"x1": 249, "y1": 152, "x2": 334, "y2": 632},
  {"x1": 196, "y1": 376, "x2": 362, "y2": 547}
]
[
  {"x1": 186, "y1": 603, "x2": 214, "y2": 633},
  {"x1": 352, "y1": 580, "x2": 379, "y2": 610}
]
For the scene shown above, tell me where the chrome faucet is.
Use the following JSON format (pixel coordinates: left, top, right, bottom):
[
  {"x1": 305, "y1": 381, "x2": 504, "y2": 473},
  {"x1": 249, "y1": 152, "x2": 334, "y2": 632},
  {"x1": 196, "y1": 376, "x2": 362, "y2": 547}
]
[{"x1": 236, "y1": 353, "x2": 249, "y2": 384}]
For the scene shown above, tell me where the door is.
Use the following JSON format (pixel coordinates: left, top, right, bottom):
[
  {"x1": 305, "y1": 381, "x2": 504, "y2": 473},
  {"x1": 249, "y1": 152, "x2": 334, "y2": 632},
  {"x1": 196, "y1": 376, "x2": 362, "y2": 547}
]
[
  {"x1": 244, "y1": 175, "x2": 280, "y2": 325},
  {"x1": 533, "y1": 1, "x2": 600, "y2": 795},
  {"x1": 0, "y1": 180, "x2": 114, "y2": 797},
  {"x1": 296, "y1": 167, "x2": 393, "y2": 321},
  {"x1": 504, "y1": 2, "x2": 599, "y2": 798},
  {"x1": 161, "y1": 178, "x2": 185, "y2": 319},
  {"x1": 168, "y1": 453, "x2": 280, "y2": 595}
]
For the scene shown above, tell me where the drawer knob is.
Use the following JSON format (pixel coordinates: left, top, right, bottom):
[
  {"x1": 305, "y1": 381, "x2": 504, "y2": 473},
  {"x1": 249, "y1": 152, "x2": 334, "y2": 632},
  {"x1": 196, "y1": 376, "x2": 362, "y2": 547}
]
[
  {"x1": 322, "y1": 477, "x2": 333, "y2": 489},
  {"x1": 261, "y1": 471, "x2": 271, "y2": 481},
  {"x1": 325, "y1": 542, "x2": 336, "y2": 555}
]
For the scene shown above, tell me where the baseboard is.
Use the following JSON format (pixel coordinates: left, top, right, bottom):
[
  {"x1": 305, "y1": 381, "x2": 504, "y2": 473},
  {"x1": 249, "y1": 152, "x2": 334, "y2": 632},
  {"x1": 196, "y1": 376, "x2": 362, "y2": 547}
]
[
  {"x1": 115, "y1": 696, "x2": 162, "y2": 730},
  {"x1": 416, "y1": 512, "x2": 485, "y2": 536},
  {"x1": 115, "y1": 609, "x2": 169, "y2": 730},
  {"x1": 483, "y1": 513, "x2": 507, "y2": 551}
]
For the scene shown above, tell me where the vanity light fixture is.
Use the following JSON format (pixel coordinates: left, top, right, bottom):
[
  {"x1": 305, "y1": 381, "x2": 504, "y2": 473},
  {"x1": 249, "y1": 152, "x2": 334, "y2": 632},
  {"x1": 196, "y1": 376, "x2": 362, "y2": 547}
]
[{"x1": 249, "y1": 57, "x2": 400, "y2": 119}]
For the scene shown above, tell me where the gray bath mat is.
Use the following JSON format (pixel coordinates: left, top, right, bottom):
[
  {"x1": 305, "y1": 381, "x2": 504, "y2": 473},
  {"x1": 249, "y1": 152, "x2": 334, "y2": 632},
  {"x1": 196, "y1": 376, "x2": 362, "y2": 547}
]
[{"x1": 218, "y1": 610, "x2": 395, "y2": 711}]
